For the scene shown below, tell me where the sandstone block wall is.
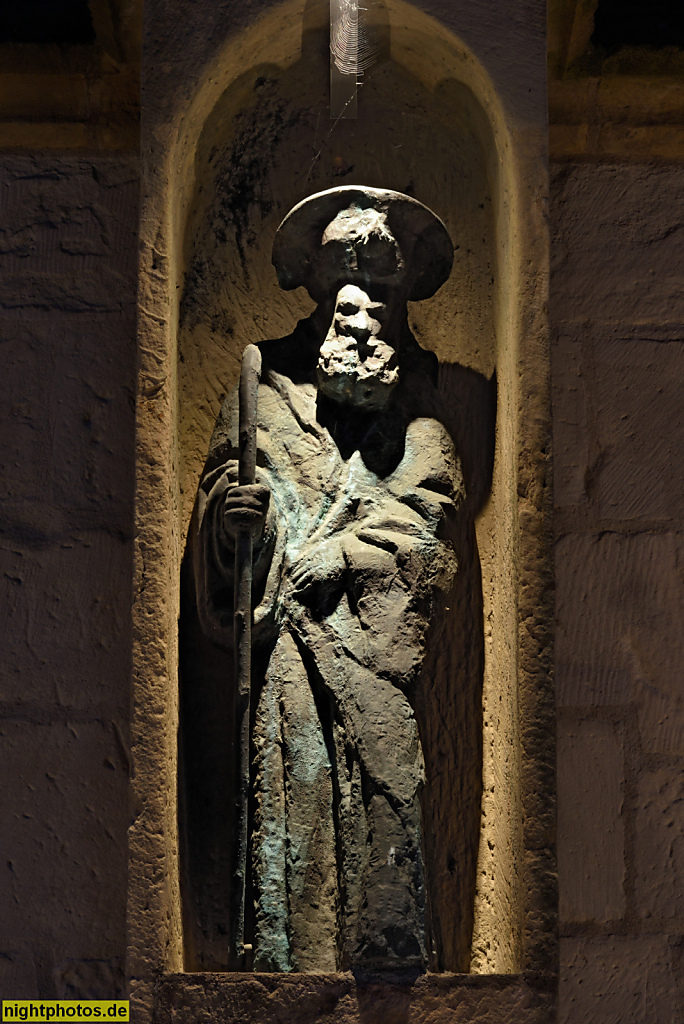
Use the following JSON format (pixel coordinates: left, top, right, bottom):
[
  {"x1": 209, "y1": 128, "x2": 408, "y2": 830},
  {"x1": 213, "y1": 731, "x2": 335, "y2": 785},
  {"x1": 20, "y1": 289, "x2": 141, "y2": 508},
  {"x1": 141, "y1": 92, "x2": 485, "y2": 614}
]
[
  {"x1": 1, "y1": 141, "x2": 683, "y2": 1024},
  {"x1": 551, "y1": 162, "x2": 684, "y2": 1024},
  {"x1": 0, "y1": 154, "x2": 138, "y2": 998}
]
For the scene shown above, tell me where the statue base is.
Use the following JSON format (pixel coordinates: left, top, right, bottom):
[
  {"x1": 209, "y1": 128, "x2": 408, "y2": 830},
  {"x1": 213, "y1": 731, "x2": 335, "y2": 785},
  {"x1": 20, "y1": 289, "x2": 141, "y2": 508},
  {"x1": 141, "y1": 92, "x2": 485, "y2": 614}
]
[{"x1": 150, "y1": 972, "x2": 554, "y2": 1023}]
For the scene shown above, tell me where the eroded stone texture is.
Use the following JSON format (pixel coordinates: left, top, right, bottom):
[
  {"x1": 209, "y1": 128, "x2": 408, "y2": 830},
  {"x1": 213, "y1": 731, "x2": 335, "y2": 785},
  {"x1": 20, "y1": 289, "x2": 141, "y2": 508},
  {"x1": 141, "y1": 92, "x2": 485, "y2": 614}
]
[
  {"x1": 185, "y1": 188, "x2": 487, "y2": 973},
  {"x1": 555, "y1": 532, "x2": 684, "y2": 754},
  {"x1": 550, "y1": 164, "x2": 684, "y2": 325},
  {"x1": 0, "y1": 721, "x2": 128, "y2": 962},
  {"x1": 0, "y1": 153, "x2": 137, "y2": 996},
  {"x1": 0, "y1": 156, "x2": 139, "y2": 316},
  {"x1": 550, "y1": 331, "x2": 588, "y2": 508},
  {"x1": 551, "y1": 161, "x2": 684, "y2": 1024},
  {"x1": 635, "y1": 770, "x2": 684, "y2": 923},
  {"x1": 592, "y1": 338, "x2": 684, "y2": 522},
  {"x1": 557, "y1": 720, "x2": 624, "y2": 923},
  {"x1": 54, "y1": 959, "x2": 125, "y2": 999},
  {"x1": 0, "y1": 532, "x2": 133, "y2": 709},
  {"x1": 154, "y1": 972, "x2": 554, "y2": 1024},
  {"x1": 553, "y1": 331, "x2": 684, "y2": 520},
  {"x1": 0, "y1": 950, "x2": 38, "y2": 999},
  {"x1": 560, "y1": 935, "x2": 682, "y2": 1024}
]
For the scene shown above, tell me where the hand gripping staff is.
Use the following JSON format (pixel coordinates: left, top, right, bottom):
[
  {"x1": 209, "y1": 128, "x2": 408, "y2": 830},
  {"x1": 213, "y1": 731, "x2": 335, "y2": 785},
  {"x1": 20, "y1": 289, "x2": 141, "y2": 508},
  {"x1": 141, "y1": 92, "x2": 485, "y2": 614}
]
[{"x1": 231, "y1": 343, "x2": 262, "y2": 967}]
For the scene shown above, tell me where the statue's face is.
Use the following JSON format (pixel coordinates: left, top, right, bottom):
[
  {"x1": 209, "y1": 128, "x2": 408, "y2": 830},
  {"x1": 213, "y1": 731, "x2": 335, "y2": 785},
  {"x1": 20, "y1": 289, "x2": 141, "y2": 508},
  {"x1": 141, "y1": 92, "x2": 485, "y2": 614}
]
[{"x1": 317, "y1": 284, "x2": 399, "y2": 411}]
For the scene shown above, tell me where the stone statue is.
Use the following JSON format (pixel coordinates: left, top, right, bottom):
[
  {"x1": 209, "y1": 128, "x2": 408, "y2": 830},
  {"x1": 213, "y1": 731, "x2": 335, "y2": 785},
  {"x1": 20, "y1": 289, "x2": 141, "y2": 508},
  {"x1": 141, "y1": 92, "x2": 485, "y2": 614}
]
[{"x1": 193, "y1": 186, "x2": 468, "y2": 973}]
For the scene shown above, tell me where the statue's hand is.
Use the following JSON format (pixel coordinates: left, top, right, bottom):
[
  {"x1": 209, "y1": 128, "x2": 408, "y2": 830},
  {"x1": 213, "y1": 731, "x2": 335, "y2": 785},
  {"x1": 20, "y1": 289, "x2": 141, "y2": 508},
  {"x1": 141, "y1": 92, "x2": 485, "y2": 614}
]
[
  {"x1": 221, "y1": 483, "x2": 270, "y2": 539},
  {"x1": 289, "y1": 537, "x2": 346, "y2": 598}
]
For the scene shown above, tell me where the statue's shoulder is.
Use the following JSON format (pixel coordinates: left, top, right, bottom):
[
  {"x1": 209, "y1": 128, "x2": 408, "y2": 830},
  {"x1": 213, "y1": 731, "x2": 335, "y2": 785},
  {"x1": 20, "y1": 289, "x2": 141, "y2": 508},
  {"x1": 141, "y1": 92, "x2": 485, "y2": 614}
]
[
  {"x1": 405, "y1": 415, "x2": 454, "y2": 450},
  {"x1": 400, "y1": 417, "x2": 465, "y2": 504},
  {"x1": 203, "y1": 357, "x2": 320, "y2": 483},
  {"x1": 205, "y1": 326, "x2": 312, "y2": 462}
]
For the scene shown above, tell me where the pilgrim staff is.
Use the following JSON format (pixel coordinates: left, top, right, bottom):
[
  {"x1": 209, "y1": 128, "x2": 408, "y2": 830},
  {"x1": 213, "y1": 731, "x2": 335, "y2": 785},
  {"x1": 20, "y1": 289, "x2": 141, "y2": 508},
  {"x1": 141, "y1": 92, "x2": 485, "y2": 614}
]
[{"x1": 231, "y1": 343, "x2": 262, "y2": 966}]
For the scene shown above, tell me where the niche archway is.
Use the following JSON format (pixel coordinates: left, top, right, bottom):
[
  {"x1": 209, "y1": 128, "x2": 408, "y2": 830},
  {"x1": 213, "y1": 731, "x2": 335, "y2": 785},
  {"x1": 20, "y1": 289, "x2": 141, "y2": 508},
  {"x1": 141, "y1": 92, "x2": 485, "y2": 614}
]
[{"x1": 129, "y1": 0, "x2": 553, "y2": 1006}]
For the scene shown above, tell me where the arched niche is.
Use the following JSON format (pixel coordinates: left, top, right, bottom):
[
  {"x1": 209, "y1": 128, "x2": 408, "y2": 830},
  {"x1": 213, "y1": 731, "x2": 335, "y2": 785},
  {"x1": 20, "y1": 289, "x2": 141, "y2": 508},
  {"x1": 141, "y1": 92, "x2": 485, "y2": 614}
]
[{"x1": 130, "y1": 0, "x2": 553, "y2": 1013}]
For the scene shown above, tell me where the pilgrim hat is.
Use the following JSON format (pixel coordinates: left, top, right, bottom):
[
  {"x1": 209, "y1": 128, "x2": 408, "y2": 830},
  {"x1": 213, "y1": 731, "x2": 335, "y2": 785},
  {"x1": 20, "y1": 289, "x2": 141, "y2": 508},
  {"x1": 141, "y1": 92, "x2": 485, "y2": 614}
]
[{"x1": 272, "y1": 186, "x2": 454, "y2": 302}]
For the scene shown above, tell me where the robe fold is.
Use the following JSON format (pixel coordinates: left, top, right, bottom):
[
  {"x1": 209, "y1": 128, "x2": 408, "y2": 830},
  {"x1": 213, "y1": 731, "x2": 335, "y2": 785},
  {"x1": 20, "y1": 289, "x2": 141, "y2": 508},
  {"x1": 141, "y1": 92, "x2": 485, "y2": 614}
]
[{"x1": 195, "y1": 362, "x2": 464, "y2": 971}]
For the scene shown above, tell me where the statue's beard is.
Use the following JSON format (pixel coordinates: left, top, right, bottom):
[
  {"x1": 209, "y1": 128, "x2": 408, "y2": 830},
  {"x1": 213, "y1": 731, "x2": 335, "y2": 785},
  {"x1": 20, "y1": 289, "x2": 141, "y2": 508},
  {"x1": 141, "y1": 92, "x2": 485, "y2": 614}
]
[{"x1": 316, "y1": 336, "x2": 399, "y2": 411}]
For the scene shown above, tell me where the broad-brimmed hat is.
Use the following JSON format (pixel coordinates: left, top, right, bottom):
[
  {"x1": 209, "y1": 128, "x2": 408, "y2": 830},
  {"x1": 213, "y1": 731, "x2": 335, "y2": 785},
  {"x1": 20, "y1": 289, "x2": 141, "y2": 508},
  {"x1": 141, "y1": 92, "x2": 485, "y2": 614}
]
[{"x1": 272, "y1": 186, "x2": 453, "y2": 302}]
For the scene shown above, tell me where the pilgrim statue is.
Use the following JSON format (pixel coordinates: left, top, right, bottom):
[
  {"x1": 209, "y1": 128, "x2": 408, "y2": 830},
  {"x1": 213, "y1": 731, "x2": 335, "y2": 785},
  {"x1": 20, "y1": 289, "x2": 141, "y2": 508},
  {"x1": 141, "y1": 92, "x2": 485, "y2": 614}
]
[{"x1": 191, "y1": 187, "x2": 472, "y2": 973}]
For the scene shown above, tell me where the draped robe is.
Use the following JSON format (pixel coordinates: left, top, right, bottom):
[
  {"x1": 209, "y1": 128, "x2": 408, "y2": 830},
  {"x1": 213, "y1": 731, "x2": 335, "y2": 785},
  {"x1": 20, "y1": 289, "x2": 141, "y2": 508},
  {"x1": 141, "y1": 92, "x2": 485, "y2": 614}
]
[{"x1": 195, "y1": 359, "x2": 464, "y2": 972}]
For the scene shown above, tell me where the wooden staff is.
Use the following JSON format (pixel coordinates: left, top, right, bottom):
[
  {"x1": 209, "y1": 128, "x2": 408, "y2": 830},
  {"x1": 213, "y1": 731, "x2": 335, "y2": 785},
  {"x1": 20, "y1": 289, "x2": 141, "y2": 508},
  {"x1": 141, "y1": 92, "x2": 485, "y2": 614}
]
[{"x1": 232, "y1": 343, "x2": 262, "y2": 966}]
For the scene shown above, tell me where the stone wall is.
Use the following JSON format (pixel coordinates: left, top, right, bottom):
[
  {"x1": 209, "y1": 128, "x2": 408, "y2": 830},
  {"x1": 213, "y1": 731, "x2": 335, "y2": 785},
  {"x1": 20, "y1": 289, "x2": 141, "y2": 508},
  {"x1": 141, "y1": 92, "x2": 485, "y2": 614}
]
[
  {"x1": 551, "y1": 162, "x2": 684, "y2": 1023},
  {"x1": 0, "y1": 154, "x2": 138, "y2": 998},
  {"x1": 0, "y1": 17, "x2": 683, "y2": 1024}
]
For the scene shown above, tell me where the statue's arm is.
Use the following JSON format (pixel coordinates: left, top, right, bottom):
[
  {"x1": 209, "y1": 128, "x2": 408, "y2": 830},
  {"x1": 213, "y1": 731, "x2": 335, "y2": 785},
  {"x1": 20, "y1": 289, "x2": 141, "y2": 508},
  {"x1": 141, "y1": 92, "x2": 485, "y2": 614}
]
[
  {"x1": 194, "y1": 458, "x2": 278, "y2": 644},
  {"x1": 350, "y1": 419, "x2": 464, "y2": 548},
  {"x1": 288, "y1": 420, "x2": 463, "y2": 599}
]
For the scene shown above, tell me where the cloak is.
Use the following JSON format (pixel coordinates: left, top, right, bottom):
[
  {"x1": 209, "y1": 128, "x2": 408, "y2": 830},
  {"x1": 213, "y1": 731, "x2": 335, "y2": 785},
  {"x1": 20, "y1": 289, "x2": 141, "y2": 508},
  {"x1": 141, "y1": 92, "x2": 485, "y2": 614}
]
[{"x1": 194, "y1": 349, "x2": 464, "y2": 971}]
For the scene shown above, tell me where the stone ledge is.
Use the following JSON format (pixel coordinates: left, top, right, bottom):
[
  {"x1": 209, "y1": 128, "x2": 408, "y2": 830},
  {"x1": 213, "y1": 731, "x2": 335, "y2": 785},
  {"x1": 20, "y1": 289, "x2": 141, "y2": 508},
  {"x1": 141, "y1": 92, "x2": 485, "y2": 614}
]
[
  {"x1": 0, "y1": 121, "x2": 139, "y2": 151},
  {"x1": 550, "y1": 124, "x2": 684, "y2": 163},
  {"x1": 152, "y1": 973, "x2": 555, "y2": 1024}
]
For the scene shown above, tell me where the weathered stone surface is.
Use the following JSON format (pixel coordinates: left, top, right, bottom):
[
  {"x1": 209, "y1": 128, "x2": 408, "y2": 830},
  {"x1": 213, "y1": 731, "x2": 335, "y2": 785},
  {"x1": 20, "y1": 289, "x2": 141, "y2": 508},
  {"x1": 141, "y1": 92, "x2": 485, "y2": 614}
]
[
  {"x1": 557, "y1": 720, "x2": 624, "y2": 923},
  {"x1": 0, "y1": 153, "x2": 136, "y2": 996},
  {"x1": 0, "y1": 315, "x2": 135, "y2": 533},
  {"x1": 548, "y1": 77, "x2": 684, "y2": 163},
  {"x1": 0, "y1": 714, "x2": 128, "y2": 978},
  {"x1": 555, "y1": 533, "x2": 684, "y2": 753},
  {"x1": 635, "y1": 770, "x2": 684, "y2": 923},
  {"x1": 53, "y1": 958, "x2": 125, "y2": 999},
  {"x1": 551, "y1": 331, "x2": 684, "y2": 520},
  {"x1": 550, "y1": 164, "x2": 684, "y2": 325},
  {"x1": 0, "y1": 155, "x2": 138, "y2": 317},
  {"x1": 551, "y1": 331, "x2": 587, "y2": 508},
  {"x1": 560, "y1": 935, "x2": 681, "y2": 1024},
  {"x1": 154, "y1": 973, "x2": 554, "y2": 1024},
  {"x1": 0, "y1": 948, "x2": 38, "y2": 998},
  {"x1": 592, "y1": 339, "x2": 684, "y2": 522},
  {"x1": 549, "y1": 158, "x2": 684, "y2": 1024},
  {"x1": 0, "y1": 531, "x2": 132, "y2": 710}
]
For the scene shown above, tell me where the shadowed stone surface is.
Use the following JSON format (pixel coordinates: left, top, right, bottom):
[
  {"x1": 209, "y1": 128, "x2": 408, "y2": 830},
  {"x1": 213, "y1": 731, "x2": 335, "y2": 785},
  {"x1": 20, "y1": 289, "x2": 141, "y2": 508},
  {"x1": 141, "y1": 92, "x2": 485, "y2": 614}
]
[
  {"x1": 550, "y1": 164, "x2": 684, "y2": 325},
  {"x1": 557, "y1": 720, "x2": 624, "y2": 923},
  {"x1": 0, "y1": 153, "x2": 136, "y2": 997},
  {"x1": 560, "y1": 935, "x2": 682, "y2": 1024},
  {"x1": 556, "y1": 532, "x2": 684, "y2": 754},
  {"x1": 635, "y1": 770, "x2": 684, "y2": 922},
  {"x1": 154, "y1": 973, "x2": 554, "y2": 1024},
  {"x1": 552, "y1": 162, "x2": 684, "y2": 1024},
  {"x1": 0, "y1": 721, "x2": 128, "y2": 968},
  {"x1": 0, "y1": 950, "x2": 38, "y2": 999}
]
